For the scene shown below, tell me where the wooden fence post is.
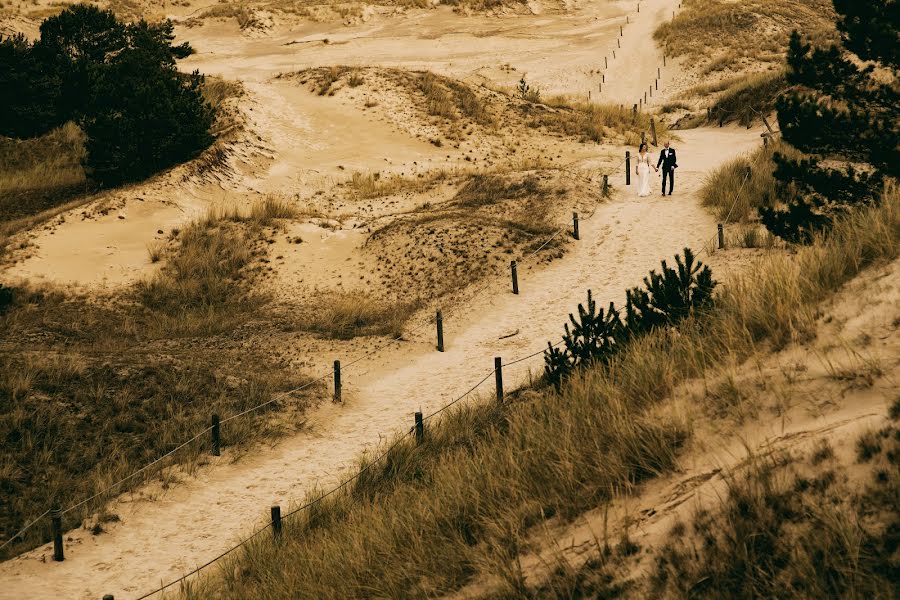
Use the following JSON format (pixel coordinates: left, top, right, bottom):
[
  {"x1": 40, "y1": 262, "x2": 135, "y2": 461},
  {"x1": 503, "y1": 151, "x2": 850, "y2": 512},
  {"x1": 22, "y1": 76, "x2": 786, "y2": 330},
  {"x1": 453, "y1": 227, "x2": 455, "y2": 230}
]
[
  {"x1": 333, "y1": 360, "x2": 341, "y2": 403},
  {"x1": 632, "y1": 103, "x2": 637, "y2": 122},
  {"x1": 51, "y1": 505, "x2": 63, "y2": 562},
  {"x1": 436, "y1": 310, "x2": 444, "y2": 352},
  {"x1": 718, "y1": 224, "x2": 725, "y2": 250},
  {"x1": 414, "y1": 412, "x2": 424, "y2": 445},
  {"x1": 271, "y1": 506, "x2": 282, "y2": 540},
  {"x1": 625, "y1": 151, "x2": 631, "y2": 186},
  {"x1": 663, "y1": 54, "x2": 666, "y2": 66},
  {"x1": 510, "y1": 261, "x2": 519, "y2": 295},
  {"x1": 602, "y1": 174, "x2": 609, "y2": 197},
  {"x1": 572, "y1": 212, "x2": 579, "y2": 240},
  {"x1": 494, "y1": 357, "x2": 504, "y2": 403},
  {"x1": 211, "y1": 414, "x2": 220, "y2": 457},
  {"x1": 658, "y1": 67, "x2": 661, "y2": 78},
  {"x1": 651, "y1": 118, "x2": 658, "y2": 146}
]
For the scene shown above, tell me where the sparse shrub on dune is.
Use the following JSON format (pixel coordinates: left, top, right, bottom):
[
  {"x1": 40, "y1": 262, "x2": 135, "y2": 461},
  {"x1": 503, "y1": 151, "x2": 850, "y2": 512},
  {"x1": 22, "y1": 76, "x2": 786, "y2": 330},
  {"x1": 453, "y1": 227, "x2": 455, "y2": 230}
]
[
  {"x1": 137, "y1": 197, "x2": 298, "y2": 335},
  {"x1": 654, "y1": 0, "x2": 837, "y2": 74},
  {"x1": 699, "y1": 141, "x2": 803, "y2": 223},
  {"x1": 651, "y1": 424, "x2": 900, "y2": 599},
  {"x1": 527, "y1": 97, "x2": 670, "y2": 144},
  {"x1": 295, "y1": 292, "x2": 420, "y2": 340},
  {"x1": 544, "y1": 249, "x2": 716, "y2": 388}
]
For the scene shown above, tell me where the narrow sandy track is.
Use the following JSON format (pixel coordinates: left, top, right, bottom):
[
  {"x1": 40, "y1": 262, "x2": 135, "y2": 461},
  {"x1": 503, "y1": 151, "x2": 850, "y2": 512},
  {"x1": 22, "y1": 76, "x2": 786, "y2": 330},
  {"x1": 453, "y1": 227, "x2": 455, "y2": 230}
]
[{"x1": 0, "y1": 1, "x2": 763, "y2": 598}]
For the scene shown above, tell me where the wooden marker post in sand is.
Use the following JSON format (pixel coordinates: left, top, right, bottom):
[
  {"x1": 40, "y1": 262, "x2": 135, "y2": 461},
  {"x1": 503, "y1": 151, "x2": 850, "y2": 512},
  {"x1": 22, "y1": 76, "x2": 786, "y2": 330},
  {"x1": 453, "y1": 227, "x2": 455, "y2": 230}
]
[
  {"x1": 664, "y1": 54, "x2": 667, "y2": 67},
  {"x1": 271, "y1": 506, "x2": 282, "y2": 540},
  {"x1": 651, "y1": 118, "x2": 658, "y2": 146},
  {"x1": 603, "y1": 174, "x2": 609, "y2": 197},
  {"x1": 436, "y1": 310, "x2": 444, "y2": 352},
  {"x1": 572, "y1": 212, "x2": 580, "y2": 240},
  {"x1": 618, "y1": 38, "x2": 621, "y2": 49},
  {"x1": 605, "y1": 56, "x2": 608, "y2": 69},
  {"x1": 718, "y1": 224, "x2": 725, "y2": 250},
  {"x1": 51, "y1": 505, "x2": 63, "y2": 561},
  {"x1": 211, "y1": 414, "x2": 221, "y2": 457},
  {"x1": 494, "y1": 357, "x2": 504, "y2": 403},
  {"x1": 633, "y1": 103, "x2": 638, "y2": 121},
  {"x1": 510, "y1": 261, "x2": 519, "y2": 295},
  {"x1": 333, "y1": 360, "x2": 342, "y2": 402},
  {"x1": 625, "y1": 151, "x2": 631, "y2": 185},
  {"x1": 415, "y1": 412, "x2": 424, "y2": 445}
]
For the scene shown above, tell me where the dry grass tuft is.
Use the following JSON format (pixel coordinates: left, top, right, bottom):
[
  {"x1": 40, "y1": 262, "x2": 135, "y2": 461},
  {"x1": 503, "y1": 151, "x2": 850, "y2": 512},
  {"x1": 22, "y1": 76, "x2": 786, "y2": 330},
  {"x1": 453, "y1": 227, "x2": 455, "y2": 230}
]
[
  {"x1": 700, "y1": 141, "x2": 803, "y2": 222},
  {"x1": 136, "y1": 197, "x2": 298, "y2": 335},
  {"x1": 708, "y1": 70, "x2": 788, "y2": 126},
  {"x1": 295, "y1": 292, "x2": 419, "y2": 340},
  {"x1": 0, "y1": 122, "x2": 90, "y2": 223},
  {"x1": 651, "y1": 426, "x2": 900, "y2": 598},
  {"x1": 527, "y1": 97, "x2": 670, "y2": 144}
]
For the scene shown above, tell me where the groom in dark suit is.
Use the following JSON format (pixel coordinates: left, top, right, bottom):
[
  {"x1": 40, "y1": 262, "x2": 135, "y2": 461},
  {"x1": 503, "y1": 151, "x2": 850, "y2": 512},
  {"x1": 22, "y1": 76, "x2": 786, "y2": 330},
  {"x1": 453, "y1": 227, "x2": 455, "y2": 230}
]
[{"x1": 657, "y1": 141, "x2": 678, "y2": 196}]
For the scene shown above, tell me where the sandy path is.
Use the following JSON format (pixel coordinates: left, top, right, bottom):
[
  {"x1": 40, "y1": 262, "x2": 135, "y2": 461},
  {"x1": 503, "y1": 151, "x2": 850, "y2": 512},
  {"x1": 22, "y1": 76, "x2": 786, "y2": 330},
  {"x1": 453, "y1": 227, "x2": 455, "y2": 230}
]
[{"x1": 0, "y1": 125, "x2": 762, "y2": 600}]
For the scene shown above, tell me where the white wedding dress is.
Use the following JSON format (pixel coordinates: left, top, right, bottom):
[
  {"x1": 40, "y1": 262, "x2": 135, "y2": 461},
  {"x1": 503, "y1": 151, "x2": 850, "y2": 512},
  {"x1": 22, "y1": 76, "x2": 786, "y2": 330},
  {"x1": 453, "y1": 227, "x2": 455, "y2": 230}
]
[{"x1": 636, "y1": 152, "x2": 653, "y2": 197}]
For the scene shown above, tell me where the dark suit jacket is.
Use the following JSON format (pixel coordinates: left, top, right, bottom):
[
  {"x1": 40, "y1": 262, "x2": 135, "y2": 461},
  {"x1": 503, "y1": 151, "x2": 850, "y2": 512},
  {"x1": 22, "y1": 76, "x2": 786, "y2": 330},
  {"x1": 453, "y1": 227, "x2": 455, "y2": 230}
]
[{"x1": 657, "y1": 148, "x2": 677, "y2": 170}]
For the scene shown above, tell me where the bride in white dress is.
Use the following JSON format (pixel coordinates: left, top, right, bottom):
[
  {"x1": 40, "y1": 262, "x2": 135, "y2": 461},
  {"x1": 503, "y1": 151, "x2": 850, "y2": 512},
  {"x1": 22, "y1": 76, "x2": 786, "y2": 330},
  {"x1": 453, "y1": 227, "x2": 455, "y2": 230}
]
[{"x1": 635, "y1": 143, "x2": 657, "y2": 197}]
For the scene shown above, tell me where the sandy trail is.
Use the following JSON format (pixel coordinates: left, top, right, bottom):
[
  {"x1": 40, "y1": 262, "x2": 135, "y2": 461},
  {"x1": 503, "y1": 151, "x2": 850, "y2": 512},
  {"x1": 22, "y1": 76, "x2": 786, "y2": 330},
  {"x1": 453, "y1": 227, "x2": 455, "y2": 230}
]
[
  {"x1": 0, "y1": 1, "x2": 760, "y2": 598},
  {"x1": 0, "y1": 125, "x2": 762, "y2": 600}
]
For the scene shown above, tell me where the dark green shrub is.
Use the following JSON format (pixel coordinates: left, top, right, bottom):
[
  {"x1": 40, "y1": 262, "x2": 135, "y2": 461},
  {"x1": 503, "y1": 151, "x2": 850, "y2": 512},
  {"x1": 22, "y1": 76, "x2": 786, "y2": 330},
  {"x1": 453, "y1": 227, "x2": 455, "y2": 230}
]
[
  {"x1": 0, "y1": 34, "x2": 64, "y2": 138},
  {"x1": 764, "y1": 3, "x2": 899, "y2": 243},
  {"x1": 0, "y1": 4, "x2": 211, "y2": 186},
  {"x1": 545, "y1": 249, "x2": 715, "y2": 388}
]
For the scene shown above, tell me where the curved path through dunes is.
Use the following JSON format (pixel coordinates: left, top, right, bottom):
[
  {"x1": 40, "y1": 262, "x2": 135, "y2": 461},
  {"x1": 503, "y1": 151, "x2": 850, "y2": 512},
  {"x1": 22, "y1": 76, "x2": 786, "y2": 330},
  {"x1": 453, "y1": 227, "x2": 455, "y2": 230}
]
[
  {"x1": 0, "y1": 127, "x2": 764, "y2": 600},
  {"x1": 0, "y1": 1, "x2": 769, "y2": 598}
]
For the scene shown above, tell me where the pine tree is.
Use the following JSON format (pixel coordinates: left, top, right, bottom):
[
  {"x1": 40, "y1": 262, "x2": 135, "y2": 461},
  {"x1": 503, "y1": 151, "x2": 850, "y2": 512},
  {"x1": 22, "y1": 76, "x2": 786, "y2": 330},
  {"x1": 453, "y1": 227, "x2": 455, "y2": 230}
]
[
  {"x1": 761, "y1": 4, "x2": 899, "y2": 243},
  {"x1": 0, "y1": 34, "x2": 63, "y2": 138},
  {"x1": 81, "y1": 18, "x2": 212, "y2": 184}
]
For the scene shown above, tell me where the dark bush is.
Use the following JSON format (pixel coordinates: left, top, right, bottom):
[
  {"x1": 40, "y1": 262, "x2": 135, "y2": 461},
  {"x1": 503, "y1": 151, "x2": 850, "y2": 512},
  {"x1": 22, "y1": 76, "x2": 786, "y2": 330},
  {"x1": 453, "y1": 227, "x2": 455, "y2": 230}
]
[
  {"x1": 0, "y1": 4, "x2": 212, "y2": 186},
  {"x1": 0, "y1": 34, "x2": 64, "y2": 138},
  {"x1": 545, "y1": 249, "x2": 715, "y2": 388},
  {"x1": 765, "y1": 3, "x2": 899, "y2": 243}
]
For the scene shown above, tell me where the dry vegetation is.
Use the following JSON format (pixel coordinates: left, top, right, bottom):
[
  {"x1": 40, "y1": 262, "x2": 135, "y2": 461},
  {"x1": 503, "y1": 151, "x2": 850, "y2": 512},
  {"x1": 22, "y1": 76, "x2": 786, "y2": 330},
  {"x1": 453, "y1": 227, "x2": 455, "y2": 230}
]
[
  {"x1": 137, "y1": 197, "x2": 299, "y2": 336},
  {"x1": 699, "y1": 141, "x2": 803, "y2": 223},
  {"x1": 656, "y1": 0, "x2": 837, "y2": 124},
  {"x1": 0, "y1": 197, "x2": 322, "y2": 559},
  {"x1": 655, "y1": 0, "x2": 837, "y2": 75},
  {"x1": 294, "y1": 292, "x2": 419, "y2": 339},
  {"x1": 181, "y1": 176, "x2": 899, "y2": 598},
  {"x1": 0, "y1": 122, "x2": 91, "y2": 223},
  {"x1": 650, "y1": 425, "x2": 900, "y2": 599},
  {"x1": 527, "y1": 97, "x2": 671, "y2": 146},
  {"x1": 365, "y1": 170, "x2": 575, "y2": 302}
]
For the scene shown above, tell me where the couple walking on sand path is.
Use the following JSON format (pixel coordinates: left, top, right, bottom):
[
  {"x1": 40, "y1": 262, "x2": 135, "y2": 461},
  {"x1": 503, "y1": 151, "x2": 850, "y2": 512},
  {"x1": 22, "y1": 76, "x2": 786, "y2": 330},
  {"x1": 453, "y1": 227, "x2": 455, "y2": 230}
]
[{"x1": 635, "y1": 141, "x2": 677, "y2": 197}]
